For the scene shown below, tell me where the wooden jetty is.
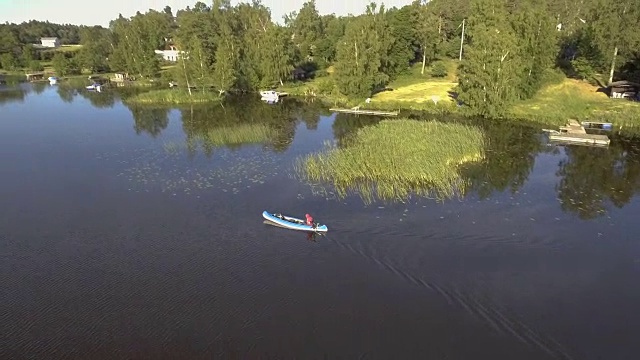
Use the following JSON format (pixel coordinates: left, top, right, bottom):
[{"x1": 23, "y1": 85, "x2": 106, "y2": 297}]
[
  {"x1": 581, "y1": 121, "x2": 613, "y2": 131},
  {"x1": 329, "y1": 107, "x2": 399, "y2": 117},
  {"x1": 25, "y1": 72, "x2": 46, "y2": 82},
  {"x1": 544, "y1": 119, "x2": 610, "y2": 147}
]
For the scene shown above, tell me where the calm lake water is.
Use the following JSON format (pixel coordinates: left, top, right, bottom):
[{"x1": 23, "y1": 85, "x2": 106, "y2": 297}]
[{"x1": 2, "y1": 83, "x2": 640, "y2": 360}]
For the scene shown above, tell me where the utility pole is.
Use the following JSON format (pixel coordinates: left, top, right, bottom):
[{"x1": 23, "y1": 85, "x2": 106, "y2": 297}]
[{"x1": 459, "y1": 18, "x2": 465, "y2": 61}]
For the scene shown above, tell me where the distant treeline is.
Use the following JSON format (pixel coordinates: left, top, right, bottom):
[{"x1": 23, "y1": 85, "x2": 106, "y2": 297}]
[
  {"x1": 0, "y1": 20, "x2": 85, "y2": 46},
  {"x1": 1, "y1": 0, "x2": 639, "y2": 117},
  {"x1": 0, "y1": 19, "x2": 111, "y2": 73}
]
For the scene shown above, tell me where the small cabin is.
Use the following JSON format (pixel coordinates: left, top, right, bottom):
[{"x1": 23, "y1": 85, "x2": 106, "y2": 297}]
[
  {"x1": 609, "y1": 80, "x2": 640, "y2": 99},
  {"x1": 40, "y1": 37, "x2": 61, "y2": 48}
]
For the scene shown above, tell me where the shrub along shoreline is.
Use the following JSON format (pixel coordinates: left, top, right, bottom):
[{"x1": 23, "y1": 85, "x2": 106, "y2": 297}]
[{"x1": 123, "y1": 89, "x2": 224, "y2": 105}]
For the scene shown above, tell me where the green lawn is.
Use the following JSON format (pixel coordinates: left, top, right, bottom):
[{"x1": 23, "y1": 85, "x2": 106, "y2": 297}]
[{"x1": 510, "y1": 78, "x2": 640, "y2": 126}]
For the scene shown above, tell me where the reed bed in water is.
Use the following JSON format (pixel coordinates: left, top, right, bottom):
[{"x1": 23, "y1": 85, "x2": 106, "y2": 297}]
[
  {"x1": 126, "y1": 89, "x2": 222, "y2": 104},
  {"x1": 296, "y1": 119, "x2": 485, "y2": 203}
]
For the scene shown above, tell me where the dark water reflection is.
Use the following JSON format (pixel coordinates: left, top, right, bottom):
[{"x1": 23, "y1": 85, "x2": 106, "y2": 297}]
[{"x1": 2, "y1": 84, "x2": 640, "y2": 359}]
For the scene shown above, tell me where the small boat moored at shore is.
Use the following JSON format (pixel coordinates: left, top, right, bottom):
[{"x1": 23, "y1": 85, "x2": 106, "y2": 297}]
[
  {"x1": 262, "y1": 211, "x2": 328, "y2": 232},
  {"x1": 86, "y1": 83, "x2": 102, "y2": 92}
]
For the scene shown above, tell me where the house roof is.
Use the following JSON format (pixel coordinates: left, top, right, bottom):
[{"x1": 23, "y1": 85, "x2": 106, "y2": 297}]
[
  {"x1": 41, "y1": 37, "x2": 59, "y2": 40},
  {"x1": 609, "y1": 80, "x2": 640, "y2": 87}
]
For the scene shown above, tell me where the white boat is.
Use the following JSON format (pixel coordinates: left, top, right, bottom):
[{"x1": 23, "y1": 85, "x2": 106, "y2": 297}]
[
  {"x1": 86, "y1": 83, "x2": 102, "y2": 92},
  {"x1": 260, "y1": 90, "x2": 279, "y2": 100},
  {"x1": 48, "y1": 76, "x2": 58, "y2": 85}
]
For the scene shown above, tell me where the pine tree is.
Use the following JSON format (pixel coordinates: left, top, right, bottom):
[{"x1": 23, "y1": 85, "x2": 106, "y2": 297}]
[
  {"x1": 586, "y1": 0, "x2": 640, "y2": 84},
  {"x1": 212, "y1": 24, "x2": 238, "y2": 95},
  {"x1": 413, "y1": 0, "x2": 440, "y2": 75},
  {"x1": 261, "y1": 25, "x2": 294, "y2": 87},
  {"x1": 334, "y1": 4, "x2": 389, "y2": 98},
  {"x1": 511, "y1": 1, "x2": 558, "y2": 98},
  {"x1": 457, "y1": 0, "x2": 521, "y2": 117}
]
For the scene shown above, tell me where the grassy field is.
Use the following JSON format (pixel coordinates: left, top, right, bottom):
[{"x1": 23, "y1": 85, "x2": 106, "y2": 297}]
[
  {"x1": 296, "y1": 119, "x2": 485, "y2": 204},
  {"x1": 510, "y1": 78, "x2": 640, "y2": 126},
  {"x1": 279, "y1": 59, "x2": 640, "y2": 126},
  {"x1": 278, "y1": 59, "x2": 460, "y2": 111}
]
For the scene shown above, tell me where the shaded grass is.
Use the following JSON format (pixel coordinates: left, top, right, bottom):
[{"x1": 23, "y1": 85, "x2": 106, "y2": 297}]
[
  {"x1": 125, "y1": 89, "x2": 222, "y2": 104},
  {"x1": 387, "y1": 60, "x2": 458, "y2": 89},
  {"x1": 510, "y1": 78, "x2": 640, "y2": 127},
  {"x1": 296, "y1": 119, "x2": 485, "y2": 204}
]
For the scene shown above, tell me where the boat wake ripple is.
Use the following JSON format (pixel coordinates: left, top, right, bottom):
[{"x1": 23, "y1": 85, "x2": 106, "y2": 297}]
[{"x1": 319, "y1": 232, "x2": 575, "y2": 360}]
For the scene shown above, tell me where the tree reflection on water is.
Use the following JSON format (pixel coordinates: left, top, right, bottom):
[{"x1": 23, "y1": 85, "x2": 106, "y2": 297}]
[
  {"x1": 555, "y1": 133, "x2": 640, "y2": 219},
  {"x1": 38, "y1": 83, "x2": 640, "y2": 218}
]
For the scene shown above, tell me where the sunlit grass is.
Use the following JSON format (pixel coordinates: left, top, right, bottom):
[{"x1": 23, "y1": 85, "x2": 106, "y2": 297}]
[
  {"x1": 125, "y1": 89, "x2": 221, "y2": 104},
  {"x1": 372, "y1": 81, "x2": 457, "y2": 104},
  {"x1": 296, "y1": 119, "x2": 485, "y2": 204},
  {"x1": 56, "y1": 45, "x2": 83, "y2": 52},
  {"x1": 510, "y1": 78, "x2": 640, "y2": 127}
]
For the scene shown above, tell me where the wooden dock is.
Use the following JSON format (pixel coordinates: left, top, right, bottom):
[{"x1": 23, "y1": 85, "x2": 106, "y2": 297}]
[
  {"x1": 544, "y1": 119, "x2": 610, "y2": 147},
  {"x1": 25, "y1": 72, "x2": 46, "y2": 82},
  {"x1": 548, "y1": 132, "x2": 610, "y2": 146},
  {"x1": 581, "y1": 121, "x2": 613, "y2": 130},
  {"x1": 329, "y1": 107, "x2": 398, "y2": 117}
]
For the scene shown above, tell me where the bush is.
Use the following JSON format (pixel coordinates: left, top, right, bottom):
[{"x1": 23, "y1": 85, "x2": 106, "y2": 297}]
[
  {"x1": 431, "y1": 61, "x2": 448, "y2": 78},
  {"x1": 160, "y1": 70, "x2": 176, "y2": 83},
  {"x1": 570, "y1": 58, "x2": 595, "y2": 81},
  {"x1": 314, "y1": 69, "x2": 329, "y2": 78},
  {"x1": 315, "y1": 78, "x2": 335, "y2": 95},
  {"x1": 28, "y1": 60, "x2": 44, "y2": 72}
]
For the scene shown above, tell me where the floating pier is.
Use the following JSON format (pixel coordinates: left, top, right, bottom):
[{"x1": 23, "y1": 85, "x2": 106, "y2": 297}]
[
  {"x1": 25, "y1": 72, "x2": 46, "y2": 82},
  {"x1": 544, "y1": 119, "x2": 610, "y2": 147},
  {"x1": 581, "y1": 121, "x2": 613, "y2": 131},
  {"x1": 329, "y1": 107, "x2": 399, "y2": 117}
]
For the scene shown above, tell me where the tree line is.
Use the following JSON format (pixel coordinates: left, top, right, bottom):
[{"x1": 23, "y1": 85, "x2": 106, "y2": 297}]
[
  {"x1": 2, "y1": 0, "x2": 639, "y2": 117},
  {"x1": 0, "y1": 19, "x2": 110, "y2": 74}
]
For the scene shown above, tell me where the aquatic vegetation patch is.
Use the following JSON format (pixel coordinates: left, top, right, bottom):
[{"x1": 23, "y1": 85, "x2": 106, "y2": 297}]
[
  {"x1": 125, "y1": 89, "x2": 223, "y2": 104},
  {"x1": 296, "y1": 119, "x2": 485, "y2": 204},
  {"x1": 104, "y1": 145, "x2": 287, "y2": 196}
]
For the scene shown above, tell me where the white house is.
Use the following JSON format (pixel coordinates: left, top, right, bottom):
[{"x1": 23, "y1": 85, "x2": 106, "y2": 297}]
[
  {"x1": 155, "y1": 46, "x2": 183, "y2": 62},
  {"x1": 40, "y1": 37, "x2": 61, "y2": 48}
]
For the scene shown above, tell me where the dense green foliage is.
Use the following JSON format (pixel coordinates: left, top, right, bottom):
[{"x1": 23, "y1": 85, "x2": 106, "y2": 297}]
[{"x1": 1, "y1": 0, "x2": 639, "y2": 117}]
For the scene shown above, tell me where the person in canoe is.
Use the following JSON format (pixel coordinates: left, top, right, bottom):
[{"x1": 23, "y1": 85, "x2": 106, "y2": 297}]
[{"x1": 305, "y1": 213, "x2": 315, "y2": 227}]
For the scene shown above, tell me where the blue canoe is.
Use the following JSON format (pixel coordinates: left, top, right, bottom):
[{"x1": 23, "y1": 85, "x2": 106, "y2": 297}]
[{"x1": 262, "y1": 211, "x2": 328, "y2": 232}]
